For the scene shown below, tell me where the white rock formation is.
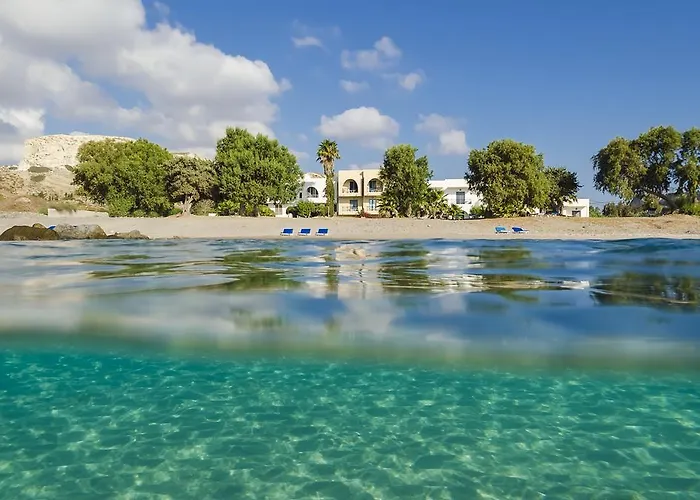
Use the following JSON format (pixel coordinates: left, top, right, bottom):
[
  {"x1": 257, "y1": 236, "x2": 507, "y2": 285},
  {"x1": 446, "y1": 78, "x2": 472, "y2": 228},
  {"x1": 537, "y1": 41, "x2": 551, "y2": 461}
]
[{"x1": 18, "y1": 134, "x2": 133, "y2": 171}]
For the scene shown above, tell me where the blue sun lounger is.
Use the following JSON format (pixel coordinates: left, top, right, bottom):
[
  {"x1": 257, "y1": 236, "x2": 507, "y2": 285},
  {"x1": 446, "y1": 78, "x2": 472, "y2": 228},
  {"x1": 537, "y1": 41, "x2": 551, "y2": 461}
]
[
  {"x1": 495, "y1": 226, "x2": 509, "y2": 234},
  {"x1": 280, "y1": 228, "x2": 293, "y2": 236},
  {"x1": 316, "y1": 228, "x2": 329, "y2": 236},
  {"x1": 512, "y1": 226, "x2": 529, "y2": 234},
  {"x1": 298, "y1": 228, "x2": 311, "y2": 236}
]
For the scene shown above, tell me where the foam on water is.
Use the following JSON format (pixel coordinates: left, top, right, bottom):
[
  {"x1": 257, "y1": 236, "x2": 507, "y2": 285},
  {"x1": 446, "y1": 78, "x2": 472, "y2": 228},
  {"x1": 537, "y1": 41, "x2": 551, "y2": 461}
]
[{"x1": 1, "y1": 237, "x2": 700, "y2": 497}]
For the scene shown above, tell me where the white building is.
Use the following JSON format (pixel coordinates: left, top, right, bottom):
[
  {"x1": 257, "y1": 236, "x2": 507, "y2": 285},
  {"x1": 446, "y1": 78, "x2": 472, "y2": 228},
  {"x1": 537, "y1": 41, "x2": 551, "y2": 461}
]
[
  {"x1": 428, "y1": 178, "x2": 482, "y2": 213},
  {"x1": 269, "y1": 172, "x2": 327, "y2": 217},
  {"x1": 561, "y1": 198, "x2": 590, "y2": 217}
]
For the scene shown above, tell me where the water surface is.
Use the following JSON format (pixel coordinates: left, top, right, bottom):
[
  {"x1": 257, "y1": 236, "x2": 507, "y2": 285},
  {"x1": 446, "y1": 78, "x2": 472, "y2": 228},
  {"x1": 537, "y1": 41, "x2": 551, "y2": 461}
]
[{"x1": 1, "y1": 238, "x2": 699, "y2": 498}]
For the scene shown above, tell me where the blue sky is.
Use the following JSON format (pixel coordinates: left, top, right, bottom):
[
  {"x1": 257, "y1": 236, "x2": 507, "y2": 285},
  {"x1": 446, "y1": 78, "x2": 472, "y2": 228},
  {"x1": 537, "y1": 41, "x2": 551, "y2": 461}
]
[{"x1": 2, "y1": 0, "x2": 698, "y2": 204}]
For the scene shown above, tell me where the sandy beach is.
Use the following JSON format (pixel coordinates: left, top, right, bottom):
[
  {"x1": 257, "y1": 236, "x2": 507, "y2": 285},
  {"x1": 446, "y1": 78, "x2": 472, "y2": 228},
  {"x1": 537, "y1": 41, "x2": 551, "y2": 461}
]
[{"x1": 2, "y1": 213, "x2": 700, "y2": 240}]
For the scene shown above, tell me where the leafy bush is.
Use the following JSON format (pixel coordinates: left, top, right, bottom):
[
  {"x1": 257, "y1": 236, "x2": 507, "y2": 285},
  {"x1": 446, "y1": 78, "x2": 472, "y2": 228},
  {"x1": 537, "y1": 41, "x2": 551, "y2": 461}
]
[
  {"x1": 603, "y1": 202, "x2": 641, "y2": 217},
  {"x1": 28, "y1": 166, "x2": 51, "y2": 173},
  {"x1": 679, "y1": 199, "x2": 700, "y2": 216},
  {"x1": 469, "y1": 204, "x2": 488, "y2": 218},
  {"x1": 216, "y1": 200, "x2": 239, "y2": 216},
  {"x1": 192, "y1": 199, "x2": 216, "y2": 215},
  {"x1": 257, "y1": 205, "x2": 276, "y2": 217},
  {"x1": 30, "y1": 174, "x2": 46, "y2": 183},
  {"x1": 106, "y1": 197, "x2": 134, "y2": 217},
  {"x1": 589, "y1": 206, "x2": 603, "y2": 217},
  {"x1": 287, "y1": 201, "x2": 327, "y2": 218}
]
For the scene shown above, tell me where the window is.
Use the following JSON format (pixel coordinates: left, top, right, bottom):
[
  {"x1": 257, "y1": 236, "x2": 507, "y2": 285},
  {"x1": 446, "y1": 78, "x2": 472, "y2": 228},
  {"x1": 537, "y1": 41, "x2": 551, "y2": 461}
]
[
  {"x1": 456, "y1": 191, "x2": 466, "y2": 204},
  {"x1": 346, "y1": 180, "x2": 358, "y2": 193},
  {"x1": 349, "y1": 199, "x2": 358, "y2": 211},
  {"x1": 368, "y1": 198, "x2": 377, "y2": 211},
  {"x1": 368, "y1": 179, "x2": 380, "y2": 192},
  {"x1": 307, "y1": 187, "x2": 319, "y2": 198}
]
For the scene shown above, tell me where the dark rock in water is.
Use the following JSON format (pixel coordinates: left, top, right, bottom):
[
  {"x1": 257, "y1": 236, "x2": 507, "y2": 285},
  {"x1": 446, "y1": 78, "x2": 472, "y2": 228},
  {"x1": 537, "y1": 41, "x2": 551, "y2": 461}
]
[
  {"x1": 0, "y1": 225, "x2": 59, "y2": 241},
  {"x1": 106, "y1": 230, "x2": 149, "y2": 240},
  {"x1": 52, "y1": 224, "x2": 107, "y2": 240}
]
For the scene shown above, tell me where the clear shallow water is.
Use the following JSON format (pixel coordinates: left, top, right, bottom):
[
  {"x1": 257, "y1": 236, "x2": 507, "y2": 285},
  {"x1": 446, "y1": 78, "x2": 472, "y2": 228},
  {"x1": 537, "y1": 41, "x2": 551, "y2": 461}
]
[{"x1": 1, "y1": 237, "x2": 700, "y2": 498}]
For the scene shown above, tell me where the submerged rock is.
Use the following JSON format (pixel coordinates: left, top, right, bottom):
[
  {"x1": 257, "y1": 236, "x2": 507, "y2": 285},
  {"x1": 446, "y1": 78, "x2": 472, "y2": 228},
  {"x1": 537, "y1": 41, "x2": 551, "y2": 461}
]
[
  {"x1": 52, "y1": 224, "x2": 107, "y2": 239},
  {"x1": 0, "y1": 225, "x2": 59, "y2": 241}
]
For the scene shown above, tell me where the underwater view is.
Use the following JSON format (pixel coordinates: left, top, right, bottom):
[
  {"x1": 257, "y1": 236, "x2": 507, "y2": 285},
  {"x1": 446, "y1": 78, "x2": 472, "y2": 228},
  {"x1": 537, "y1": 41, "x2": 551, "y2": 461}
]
[{"x1": 1, "y1": 238, "x2": 700, "y2": 498}]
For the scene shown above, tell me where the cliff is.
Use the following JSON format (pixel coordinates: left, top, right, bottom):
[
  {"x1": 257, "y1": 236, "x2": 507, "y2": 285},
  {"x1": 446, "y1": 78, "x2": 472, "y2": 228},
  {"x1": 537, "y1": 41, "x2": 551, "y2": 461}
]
[{"x1": 18, "y1": 134, "x2": 133, "y2": 172}]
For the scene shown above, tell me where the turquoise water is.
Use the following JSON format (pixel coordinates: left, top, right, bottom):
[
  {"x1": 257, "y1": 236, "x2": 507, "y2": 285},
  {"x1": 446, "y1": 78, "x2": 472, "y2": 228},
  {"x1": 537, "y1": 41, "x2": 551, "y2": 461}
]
[{"x1": 1, "y1": 238, "x2": 700, "y2": 498}]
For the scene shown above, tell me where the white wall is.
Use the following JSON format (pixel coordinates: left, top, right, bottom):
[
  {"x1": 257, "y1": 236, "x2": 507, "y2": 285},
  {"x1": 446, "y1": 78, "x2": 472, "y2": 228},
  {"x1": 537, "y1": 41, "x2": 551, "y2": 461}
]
[
  {"x1": 561, "y1": 198, "x2": 590, "y2": 217},
  {"x1": 429, "y1": 179, "x2": 482, "y2": 213},
  {"x1": 268, "y1": 173, "x2": 328, "y2": 217}
]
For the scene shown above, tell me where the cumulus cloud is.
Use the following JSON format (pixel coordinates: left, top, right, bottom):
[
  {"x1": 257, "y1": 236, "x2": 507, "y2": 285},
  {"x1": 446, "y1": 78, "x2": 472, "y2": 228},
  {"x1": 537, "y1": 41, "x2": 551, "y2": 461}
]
[
  {"x1": 397, "y1": 72, "x2": 424, "y2": 91},
  {"x1": 341, "y1": 36, "x2": 401, "y2": 71},
  {"x1": 415, "y1": 113, "x2": 469, "y2": 155},
  {"x1": 0, "y1": 0, "x2": 289, "y2": 162},
  {"x1": 289, "y1": 149, "x2": 309, "y2": 161},
  {"x1": 292, "y1": 36, "x2": 323, "y2": 48},
  {"x1": 317, "y1": 107, "x2": 399, "y2": 150},
  {"x1": 339, "y1": 80, "x2": 369, "y2": 93}
]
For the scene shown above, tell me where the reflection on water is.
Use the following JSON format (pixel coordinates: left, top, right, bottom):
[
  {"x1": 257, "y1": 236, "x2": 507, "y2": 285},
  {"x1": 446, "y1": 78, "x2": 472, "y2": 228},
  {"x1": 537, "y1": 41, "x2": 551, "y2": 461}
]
[
  {"x1": 3, "y1": 238, "x2": 700, "y2": 498},
  {"x1": 0, "y1": 238, "x2": 699, "y2": 368}
]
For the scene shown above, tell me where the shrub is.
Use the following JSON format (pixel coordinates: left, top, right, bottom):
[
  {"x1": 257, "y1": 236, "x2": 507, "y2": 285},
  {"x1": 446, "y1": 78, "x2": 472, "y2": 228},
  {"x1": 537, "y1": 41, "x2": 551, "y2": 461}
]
[
  {"x1": 469, "y1": 204, "x2": 488, "y2": 218},
  {"x1": 216, "y1": 200, "x2": 239, "y2": 216},
  {"x1": 28, "y1": 166, "x2": 51, "y2": 173},
  {"x1": 257, "y1": 205, "x2": 276, "y2": 217},
  {"x1": 589, "y1": 206, "x2": 603, "y2": 217},
  {"x1": 289, "y1": 200, "x2": 326, "y2": 218},
  {"x1": 192, "y1": 199, "x2": 216, "y2": 215},
  {"x1": 107, "y1": 197, "x2": 134, "y2": 217}
]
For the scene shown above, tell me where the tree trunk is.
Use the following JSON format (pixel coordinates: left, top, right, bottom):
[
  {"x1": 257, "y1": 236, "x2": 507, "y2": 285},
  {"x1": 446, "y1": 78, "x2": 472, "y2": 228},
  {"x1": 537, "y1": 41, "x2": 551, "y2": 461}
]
[{"x1": 183, "y1": 195, "x2": 193, "y2": 214}]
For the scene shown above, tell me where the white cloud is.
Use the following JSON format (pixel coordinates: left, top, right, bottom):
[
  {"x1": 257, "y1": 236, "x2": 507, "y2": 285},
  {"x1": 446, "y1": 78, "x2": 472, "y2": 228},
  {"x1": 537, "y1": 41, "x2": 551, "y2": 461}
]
[
  {"x1": 317, "y1": 107, "x2": 399, "y2": 150},
  {"x1": 397, "y1": 72, "x2": 423, "y2": 91},
  {"x1": 298, "y1": 133, "x2": 308, "y2": 142},
  {"x1": 289, "y1": 149, "x2": 309, "y2": 161},
  {"x1": 415, "y1": 113, "x2": 469, "y2": 156},
  {"x1": 341, "y1": 36, "x2": 401, "y2": 71},
  {"x1": 292, "y1": 36, "x2": 323, "y2": 48},
  {"x1": 0, "y1": 0, "x2": 289, "y2": 162},
  {"x1": 0, "y1": 108, "x2": 45, "y2": 164},
  {"x1": 153, "y1": 1, "x2": 169, "y2": 17},
  {"x1": 339, "y1": 80, "x2": 369, "y2": 93}
]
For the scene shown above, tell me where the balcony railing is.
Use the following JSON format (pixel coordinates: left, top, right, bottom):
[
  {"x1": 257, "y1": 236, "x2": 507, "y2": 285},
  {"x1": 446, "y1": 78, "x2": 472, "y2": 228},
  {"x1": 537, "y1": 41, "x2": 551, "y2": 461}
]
[{"x1": 341, "y1": 188, "x2": 359, "y2": 194}]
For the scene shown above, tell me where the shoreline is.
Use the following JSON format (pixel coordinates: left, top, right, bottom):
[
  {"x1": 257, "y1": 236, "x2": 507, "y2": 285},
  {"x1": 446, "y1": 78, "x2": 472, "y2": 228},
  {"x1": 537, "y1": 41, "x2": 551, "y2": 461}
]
[{"x1": 2, "y1": 213, "x2": 700, "y2": 240}]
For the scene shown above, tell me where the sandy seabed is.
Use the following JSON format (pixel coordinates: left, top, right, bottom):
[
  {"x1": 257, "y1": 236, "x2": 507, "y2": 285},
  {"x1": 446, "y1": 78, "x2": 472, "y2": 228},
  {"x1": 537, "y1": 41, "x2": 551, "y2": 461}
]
[{"x1": 2, "y1": 213, "x2": 700, "y2": 240}]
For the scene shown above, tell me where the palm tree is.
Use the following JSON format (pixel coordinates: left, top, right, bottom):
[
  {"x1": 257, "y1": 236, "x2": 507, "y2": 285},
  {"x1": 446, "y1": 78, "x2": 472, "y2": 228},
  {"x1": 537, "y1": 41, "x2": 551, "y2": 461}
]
[{"x1": 316, "y1": 139, "x2": 341, "y2": 216}]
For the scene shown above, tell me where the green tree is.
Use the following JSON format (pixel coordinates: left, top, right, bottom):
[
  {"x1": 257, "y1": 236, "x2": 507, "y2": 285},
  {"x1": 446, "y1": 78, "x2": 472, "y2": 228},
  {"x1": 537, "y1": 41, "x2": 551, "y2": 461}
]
[
  {"x1": 420, "y1": 188, "x2": 449, "y2": 219},
  {"x1": 316, "y1": 139, "x2": 340, "y2": 216},
  {"x1": 73, "y1": 138, "x2": 173, "y2": 216},
  {"x1": 379, "y1": 144, "x2": 432, "y2": 217},
  {"x1": 592, "y1": 126, "x2": 685, "y2": 210},
  {"x1": 164, "y1": 155, "x2": 215, "y2": 214},
  {"x1": 465, "y1": 139, "x2": 550, "y2": 217},
  {"x1": 544, "y1": 166, "x2": 581, "y2": 213},
  {"x1": 214, "y1": 127, "x2": 303, "y2": 216},
  {"x1": 676, "y1": 128, "x2": 700, "y2": 202}
]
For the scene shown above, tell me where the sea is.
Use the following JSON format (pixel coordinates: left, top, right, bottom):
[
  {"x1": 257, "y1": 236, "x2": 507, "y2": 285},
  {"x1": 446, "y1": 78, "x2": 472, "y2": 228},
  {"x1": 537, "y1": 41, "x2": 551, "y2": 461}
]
[{"x1": 1, "y1": 237, "x2": 699, "y2": 499}]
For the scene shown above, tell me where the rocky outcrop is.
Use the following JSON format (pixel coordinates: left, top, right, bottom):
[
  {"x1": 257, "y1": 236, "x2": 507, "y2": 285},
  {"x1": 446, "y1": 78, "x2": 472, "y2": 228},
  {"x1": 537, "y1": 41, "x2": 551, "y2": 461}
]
[
  {"x1": 0, "y1": 224, "x2": 150, "y2": 241},
  {"x1": 52, "y1": 224, "x2": 107, "y2": 239},
  {"x1": 0, "y1": 225, "x2": 59, "y2": 241},
  {"x1": 18, "y1": 134, "x2": 133, "y2": 172}
]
